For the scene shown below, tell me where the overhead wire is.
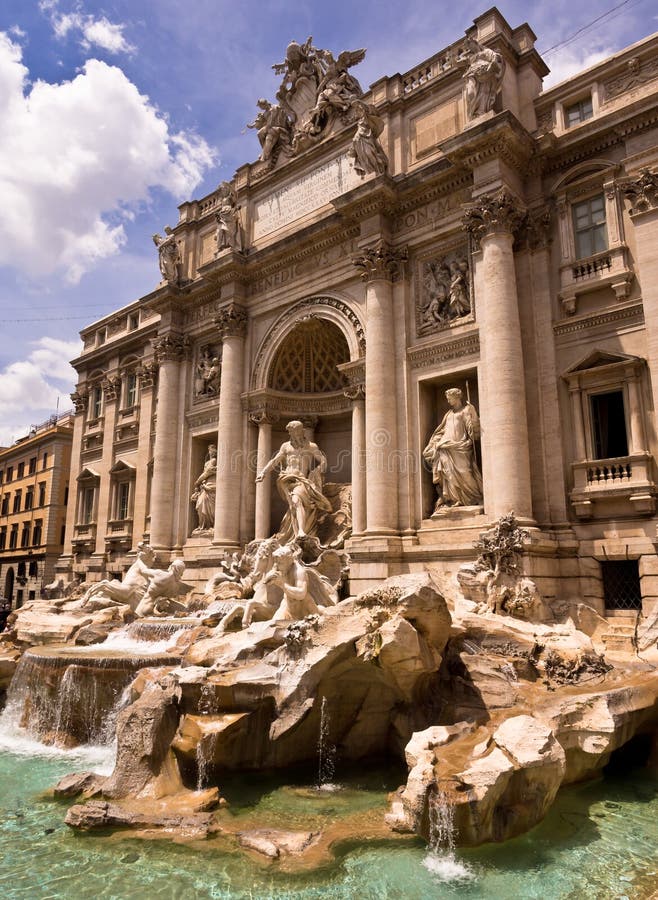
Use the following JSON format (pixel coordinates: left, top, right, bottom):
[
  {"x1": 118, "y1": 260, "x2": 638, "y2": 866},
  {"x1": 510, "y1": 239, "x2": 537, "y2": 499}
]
[{"x1": 541, "y1": 0, "x2": 643, "y2": 57}]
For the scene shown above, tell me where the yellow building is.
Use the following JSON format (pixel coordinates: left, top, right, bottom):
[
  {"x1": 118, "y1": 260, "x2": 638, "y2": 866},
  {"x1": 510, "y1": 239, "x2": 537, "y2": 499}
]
[{"x1": 0, "y1": 413, "x2": 73, "y2": 608}]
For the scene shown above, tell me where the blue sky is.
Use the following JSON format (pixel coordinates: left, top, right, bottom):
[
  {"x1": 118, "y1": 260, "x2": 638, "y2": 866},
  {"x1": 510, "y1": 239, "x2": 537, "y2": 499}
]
[{"x1": 0, "y1": 0, "x2": 656, "y2": 443}]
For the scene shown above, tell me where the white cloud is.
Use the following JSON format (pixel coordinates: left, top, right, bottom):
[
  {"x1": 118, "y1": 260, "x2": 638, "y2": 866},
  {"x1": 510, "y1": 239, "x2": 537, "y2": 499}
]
[
  {"x1": 41, "y1": 1, "x2": 135, "y2": 55},
  {"x1": 543, "y1": 44, "x2": 614, "y2": 88},
  {"x1": 0, "y1": 337, "x2": 80, "y2": 445},
  {"x1": 0, "y1": 33, "x2": 216, "y2": 283}
]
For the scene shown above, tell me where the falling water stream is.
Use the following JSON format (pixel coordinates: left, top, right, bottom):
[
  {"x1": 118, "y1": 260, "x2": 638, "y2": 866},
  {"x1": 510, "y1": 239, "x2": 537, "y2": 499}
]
[{"x1": 317, "y1": 696, "x2": 337, "y2": 790}]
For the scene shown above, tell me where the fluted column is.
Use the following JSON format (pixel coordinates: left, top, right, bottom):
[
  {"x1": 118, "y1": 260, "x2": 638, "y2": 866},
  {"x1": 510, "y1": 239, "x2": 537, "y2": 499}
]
[
  {"x1": 214, "y1": 303, "x2": 248, "y2": 547},
  {"x1": 464, "y1": 191, "x2": 533, "y2": 519},
  {"x1": 624, "y1": 169, "x2": 658, "y2": 416},
  {"x1": 95, "y1": 373, "x2": 121, "y2": 555},
  {"x1": 344, "y1": 383, "x2": 366, "y2": 535},
  {"x1": 250, "y1": 409, "x2": 278, "y2": 540},
  {"x1": 62, "y1": 389, "x2": 88, "y2": 558},
  {"x1": 132, "y1": 361, "x2": 157, "y2": 547},
  {"x1": 150, "y1": 334, "x2": 186, "y2": 549},
  {"x1": 353, "y1": 242, "x2": 407, "y2": 534}
]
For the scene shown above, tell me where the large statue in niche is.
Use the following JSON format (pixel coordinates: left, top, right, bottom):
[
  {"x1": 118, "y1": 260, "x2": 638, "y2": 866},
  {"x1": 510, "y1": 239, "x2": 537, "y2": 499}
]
[
  {"x1": 256, "y1": 420, "x2": 332, "y2": 542},
  {"x1": 460, "y1": 36, "x2": 506, "y2": 120},
  {"x1": 191, "y1": 444, "x2": 217, "y2": 532},
  {"x1": 152, "y1": 226, "x2": 181, "y2": 285},
  {"x1": 418, "y1": 254, "x2": 472, "y2": 335},
  {"x1": 423, "y1": 388, "x2": 483, "y2": 514}
]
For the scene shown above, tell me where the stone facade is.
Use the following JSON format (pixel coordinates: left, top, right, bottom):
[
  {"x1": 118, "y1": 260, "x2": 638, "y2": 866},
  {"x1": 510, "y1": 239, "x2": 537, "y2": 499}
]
[
  {"x1": 58, "y1": 8, "x2": 658, "y2": 620},
  {"x1": 0, "y1": 414, "x2": 73, "y2": 607}
]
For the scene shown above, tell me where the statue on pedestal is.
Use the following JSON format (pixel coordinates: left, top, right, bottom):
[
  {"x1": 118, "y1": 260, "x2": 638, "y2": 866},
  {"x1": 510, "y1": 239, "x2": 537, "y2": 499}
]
[
  {"x1": 214, "y1": 182, "x2": 244, "y2": 254},
  {"x1": 152, "y1": 226, "x2": 181, "y2": 285},
  {"x1": 191, "y1": 445, "x2": 217, "y2": 532},
  {"x1": 461, "y1": 37, "x2": 505, "y2": 120},
  {"x1": 246, "y1": 98, "x2": 293, "y2": 165},
  {"x1": 256, "y1": 420, "x2": 332, "y2": 542},
  {"x1": 423, "y1": 388, "x2": 483, "y2": 513},
  {"x1": 348, "y1": 100, "x2": 388, "y2": 177}
]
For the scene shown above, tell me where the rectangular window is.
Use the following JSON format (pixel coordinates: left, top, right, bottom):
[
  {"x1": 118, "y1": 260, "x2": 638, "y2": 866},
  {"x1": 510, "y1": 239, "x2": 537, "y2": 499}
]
[
  {"x1": 24, "y1": 487, "x2": 33, "y2": 510},
  {"x1": 12, "y1": 490, "x2": 22, "y2": 513},
  {"x1": 565, "y1": 95, "x2": 593, "y2": 128},
  {"x1": 9, "y1": 524, "x2": 18, "y2": 549},
  {"x1": 0, "y1": 470, "x2": 3, "y2": 485},
  {"x1": 28, "y1": 560, "x2": 38, "y2": 577},
  {"x1": 32, "y1": 519, "x2": 42, "y2": 546},
  {"x1": 28, "y1": 590, "x2": 35, "y2": 602},
  {"x1": 6, "y1": 466, "x2": 12, "y2": 482},
  {"x1": 91, "y1": 387, "x2": 103, "y2": 420},
  {"x1": 1, "y1": 494, "x2": 8, "y2": 515},
  {"x1": 117, "y1": 482, "x2": 130, "y2": 521},
  {"x1": 42, "y1": 452, "x2": 48, "y2": 470},
  {"x1": 28, "y1": 457, "x2": 36, "y2": 475},
  {"x1": 0, "y1": 527, "x2": 6, "y2": 550},
  {"x1": 64, "y1": 485, "x2": 68, "y2": 506},
  {"x1": 124, "y1": 372, "x2": 137, "y2": 409},
  {"x1": 573, "y1": 195, "x2": 607, "y2": 259},
  {"x1": 20, "y1": 524, "x2": 30, "y2": 548},
  {"x1": 17, "y1": 462, "x2": 24, "y2": 479},
  {"x1": 602, "y1": 560, "x2": 642, "y2": 611},
  {"x1": 591, "y1": 391, "x2": 628, "y2": 459},
  {"x1": 16, "y1": 590, "x2": 23, "y2": 607},
  {"x1": 81, "y1": 487, "x2": 95, "y2": 524},
  {"x1": 60, "y1": 523, "x2": 66, "y2": 545},
  {"x1": 129, "y1": 313, "x2": 139, "y2": 330},
  {"x1": 38, "y1": 482, "x2": 46, "y2": 506}
]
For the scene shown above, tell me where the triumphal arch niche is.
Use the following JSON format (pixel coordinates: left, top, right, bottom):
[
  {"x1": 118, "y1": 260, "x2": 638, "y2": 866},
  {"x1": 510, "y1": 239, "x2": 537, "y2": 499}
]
[{"x1": 246, "y1": 297, "x2": 365, "y2": 545}]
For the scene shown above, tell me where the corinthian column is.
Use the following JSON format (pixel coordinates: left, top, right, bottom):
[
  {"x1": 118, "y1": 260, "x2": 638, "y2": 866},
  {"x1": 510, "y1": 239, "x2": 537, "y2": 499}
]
[
  {"x1": 353, "y1": 242, "x2": 407, "y2": 534},
  {"x1": 214, "y1": 303, "x2": 248, "y2": 547},
  {"x1": 150, "y1": 334, "x2": 186, "y2": 549},
  {"x1": 344, "y1": 382, "x2": 366, "y2": 534},
  {"x1": 464, "y1": 191, "x2": 533, "y2": 520},
  {"x1": 250, "y1": 409, "x2": 278, "y2": 540}
]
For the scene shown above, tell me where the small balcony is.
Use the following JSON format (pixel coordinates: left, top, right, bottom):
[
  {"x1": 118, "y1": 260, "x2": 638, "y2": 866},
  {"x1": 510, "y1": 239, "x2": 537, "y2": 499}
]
[
  {"x1": 570, "y1": 452, "x2": 656, "y2": 518},
  {"x1": 559, "y1": 245, "x2": 632, "y2": 315},
  {"x1": 72, "y1": 522, "x2": 97, "y2": 550}
]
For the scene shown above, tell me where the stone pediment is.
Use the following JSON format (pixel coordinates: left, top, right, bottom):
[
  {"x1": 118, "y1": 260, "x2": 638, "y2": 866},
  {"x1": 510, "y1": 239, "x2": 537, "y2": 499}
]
[
  {"x1": 109, "y1": 459, "x2": 136, "y2": 475},
  {"x1": 564, "y1": 349, "x2": 641, "y2": 375},
  {"x1": 76, "y1": 467, "x2": 100, "y2": 482}
]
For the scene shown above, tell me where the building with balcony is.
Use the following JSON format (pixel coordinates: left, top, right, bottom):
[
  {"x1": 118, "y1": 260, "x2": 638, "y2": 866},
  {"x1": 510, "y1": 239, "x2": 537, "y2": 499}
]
[
  {"x1": 0, "y1": 414, "x2": 73, "y2": 607},
  {"x1": 57, "y1": 8, "x2": 658, "y2": 624}
]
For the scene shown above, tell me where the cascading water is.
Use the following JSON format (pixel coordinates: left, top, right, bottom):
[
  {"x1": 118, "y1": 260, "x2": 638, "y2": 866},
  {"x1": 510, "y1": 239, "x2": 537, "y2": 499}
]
[
  {"x1": 196, "y1": 732, "x2": 219, "y2": 790},
  {"x1": 423, "y1": 788, "x2": 473, "y2": 883},
  {"x1": 317, "y1": 696, "x2": 337, "y2": 790}
]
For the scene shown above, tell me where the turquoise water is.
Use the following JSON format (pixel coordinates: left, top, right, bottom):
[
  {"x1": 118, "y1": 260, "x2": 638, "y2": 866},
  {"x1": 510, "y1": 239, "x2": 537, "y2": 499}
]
[{"x1": 0, "y1": 737, "x2": 657, "y2": 900}]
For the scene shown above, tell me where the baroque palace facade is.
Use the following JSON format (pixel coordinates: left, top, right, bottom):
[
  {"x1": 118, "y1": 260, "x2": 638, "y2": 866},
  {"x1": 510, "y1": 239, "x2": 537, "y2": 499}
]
[{"x1": 58, "y1": 8, "x2": 658, "y2": 620}]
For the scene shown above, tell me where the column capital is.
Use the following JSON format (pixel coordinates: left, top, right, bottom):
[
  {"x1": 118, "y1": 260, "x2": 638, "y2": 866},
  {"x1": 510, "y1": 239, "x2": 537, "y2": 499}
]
[
  {"x1": 249, "y1": 408, "x2": 279, "y2": 427},
  {"x1": 623, "y1": 168, "x2": 658, "y2": 217},
  {"x1": 152, "y1": 332, "x2": 188, "y2": 363},
  {"x1": 215, "y1": 302, "x2": 248, "y2": 339},
  {"x1": 516, "y1": 204, "x2": 553, "y2": 252},
  {"x1": 70, "y1": 389, "x2": 89, "y2": 414},
  {"x1": 353, "y1": 241, "x2": 408, "y2": 283},
  {"x1": 343, "y1": 382, "x2": 365, "y2": 401},
  {"x1": 137, "y1": 361, "x2": 158, "y2": 389},
  {"x1": 463, "y1": 190, "x2": 525, "y2": 247},
  {"x1": 101, "y1": 374, "x2": 121, "y2": 402}
]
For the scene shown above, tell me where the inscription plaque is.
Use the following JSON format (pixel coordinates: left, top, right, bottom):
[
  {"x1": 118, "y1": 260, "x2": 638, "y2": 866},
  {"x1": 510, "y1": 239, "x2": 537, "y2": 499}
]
[{"x1": 253, "y1": 154, "x2": 361, "y2": 240}]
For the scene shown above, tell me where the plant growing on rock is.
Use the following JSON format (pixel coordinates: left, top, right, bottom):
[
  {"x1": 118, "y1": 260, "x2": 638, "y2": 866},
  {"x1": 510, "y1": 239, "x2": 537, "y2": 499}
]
[{"x1": 473, "y1": 512, "x2": 529, "y2": 577}]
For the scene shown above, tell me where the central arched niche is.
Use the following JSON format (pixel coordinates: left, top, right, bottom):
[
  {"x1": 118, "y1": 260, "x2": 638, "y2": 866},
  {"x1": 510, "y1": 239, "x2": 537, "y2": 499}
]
[
  {"x1": 266, "y1": 316, "x2": 352, "y2": 536},
  {"x1": 268, "y1": 317, "x2": 350, "y2": 393}
]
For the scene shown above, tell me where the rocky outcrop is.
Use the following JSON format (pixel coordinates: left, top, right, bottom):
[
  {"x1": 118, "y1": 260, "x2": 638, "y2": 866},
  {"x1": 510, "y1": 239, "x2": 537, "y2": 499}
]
[
  {"x1": 65, "y1": 800, "x2": 214, "y2": 836},
  {"x1": 10, "y1": 599, "x2": 131, "y2": 648},
  {"x1": 237, "y1": 829, "x2": 320, "y2": 859}
]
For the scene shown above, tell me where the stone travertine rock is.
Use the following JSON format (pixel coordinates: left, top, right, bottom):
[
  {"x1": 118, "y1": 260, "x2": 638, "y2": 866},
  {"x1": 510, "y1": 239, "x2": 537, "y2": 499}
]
[
  {"x1": 237, "y1": 829, "x2": 320, "y2": 859},
  {"x1": 54, "y1": 771, "x2": 103, "y2": 799},
  {"x1": 65, "y1": 800, "x2": 213, "y2": 835}
]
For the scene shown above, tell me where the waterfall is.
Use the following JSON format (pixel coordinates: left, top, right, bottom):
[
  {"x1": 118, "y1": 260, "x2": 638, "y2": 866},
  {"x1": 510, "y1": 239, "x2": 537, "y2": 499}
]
[
  {"x1": 196, "y1": 732, "x2": 219, "y2": 791},
  {"x1": 423, "y1": 788, "x2": 473, "y2": 882},
  {"x1": 317, "y1": 696, "x2": 336, "y2": 790}
]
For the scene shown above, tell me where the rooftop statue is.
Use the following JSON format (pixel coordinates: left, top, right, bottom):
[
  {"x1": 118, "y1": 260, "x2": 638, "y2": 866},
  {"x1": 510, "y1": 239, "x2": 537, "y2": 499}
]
[
  {"x1": 246, "y1": 98, "x2": 293, "y2": 166},
  {"x1": 214, "y1": 181, "x2": 244, "y2": 253},
  {"x1": 256, "y1": 420, "x2": 332, "y2": 542},
  {"x1": 248, "y1": 39, "x2": 367, "y2": 162},
  {"x1": 348, "y1": 100, "x2": 388, "y2": 177},
  {"x1": 460, "y1": 36, "x2": 505, "y2": 120},
  {"x1": 152, "y1": 226, "x2": 181, "y2": 285}
]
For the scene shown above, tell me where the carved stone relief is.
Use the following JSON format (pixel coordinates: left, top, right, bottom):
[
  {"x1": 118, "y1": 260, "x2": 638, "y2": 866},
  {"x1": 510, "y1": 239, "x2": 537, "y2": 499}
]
[
  {"x1": 194, "y1": 344, "x2": 221, "y2": 398},
  {"x1": 417, "y1": 249, "x2": 473, "y2": 336}
]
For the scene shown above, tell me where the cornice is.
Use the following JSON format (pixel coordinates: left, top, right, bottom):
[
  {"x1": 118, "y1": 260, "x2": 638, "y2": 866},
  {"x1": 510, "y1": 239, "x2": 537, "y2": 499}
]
[
  {"x1": 440, "y1": 110, "x2": 536, "y2": 174},
  {"x1": 553, "y1": 301, "x2": 644, "y2": 337},
  {"x1": 407, "y1": 332, "x2": 480, "y2": 369}
]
